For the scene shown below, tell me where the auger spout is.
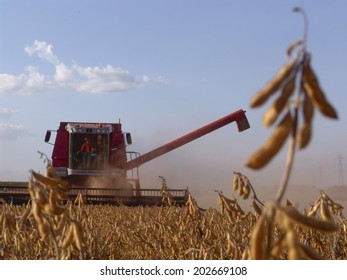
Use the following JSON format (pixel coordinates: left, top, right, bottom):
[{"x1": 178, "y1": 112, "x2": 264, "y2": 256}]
[{"x1": 125, "y1": 109, "x2": 250, "y2": 170}]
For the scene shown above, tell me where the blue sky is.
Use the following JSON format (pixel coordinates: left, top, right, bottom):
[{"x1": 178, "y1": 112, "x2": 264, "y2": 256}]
[{"x1": 1, "y1": 0, "x2": 346, "y2": 207}]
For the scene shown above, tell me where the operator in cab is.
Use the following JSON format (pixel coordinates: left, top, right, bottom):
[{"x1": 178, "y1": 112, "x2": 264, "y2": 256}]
[{"x1": 80, "y1": 137, "x2": 91, "y2": 168}]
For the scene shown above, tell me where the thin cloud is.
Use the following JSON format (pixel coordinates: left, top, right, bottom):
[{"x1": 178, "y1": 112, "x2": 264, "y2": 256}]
[
  {"x1": 74, "y1": 64, "x2": 139, "y2": 93},
  {"x1": 0, "y1": 108, "x2": 28, "y2": 141},
  {"x1": 0, "y1": 107, "x2": 20, "y2": 120},
  {"x1": 0, "y1": 40, "x2": 152, "y2": 95},
  {"x1": 25, "y1": 40, "x2": 60, "y2": 65},
  {"x1": 0, "y1": 124, "x2": 29, "y2": 141}
]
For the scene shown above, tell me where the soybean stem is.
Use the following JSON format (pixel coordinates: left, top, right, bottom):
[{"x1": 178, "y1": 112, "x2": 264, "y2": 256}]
[
  {"x1": 293, "y1": 6, "x2": 309, "y2": 53},
  {"x1": 275, "y1": 88, "x2": 301, "y2": 203}
]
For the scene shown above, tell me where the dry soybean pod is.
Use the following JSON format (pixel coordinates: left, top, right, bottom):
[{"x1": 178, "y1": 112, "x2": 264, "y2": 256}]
[
  {"x1": 242, "y1": 182, "x2": 251, "y2": 200},
  {"x1": 299, "y1": 243, "x2": 324, "y2": 260},
  {"x1": 297, "y1": 89, "x2": 314, "y2": 149},
  {"x1": 32, "y1": 184, "x2": 49, "y2": 209},
  {"x1": 49, "y1": 189, "x2": 58, "y2": 207},
  {"x1": 302, "y1": 88, "x2": 314, "y2": 123},
  {"x1": 232, "y1": 173, "x2": 239, "y2": 192},
  {"x1": 32, "y1": 170, "x2": 68, "y2": 188},
  {"x1": 246, "y1": 111, "x2": 292, "y2": 169},
  {"x1": 43, "y1": 203, "x2": 66, "y2": 216},
  {"x1": 72, "y1": 221, "x2": 84, "y2": 250},
  {"x1": 37, "y1": 221, "x2": 50, "y2": 240},
  {"x1": 319, "y1": 200, "x2": 332, "y2": 221},
  {"x1": 45, "y1": 163, "x2": 60, "y2": 179},
  {"x1": 45, "y1": 162, "x2": 68, "y2": 188},
  {"x1": 238, "y1": 179, "x2": 245, "y2": 197},
  {"x1": 250, "y1": 214, "x2": 268, "y2": 259},
  {"x1": 18, "y1": 203, "x2": 32, "y2": 223},
  {"x1": 61, "y1": 224, "x2": 74, "y2": 249},
  {"x1": 332, "y1": 202, "x2": 344, "y2": 211},
  {"x1": 54, "y1": 186, "x2": 68, "y2": 200},
  {"x1": 278, "y1": 203, "x2": 338, "y2": 232},
  {"x1": 252, "y1": 200, "x2": 262, "y2": 215},
  {"x1": 307, "y1": 201, "x2": 320, "y2": 217},
  {"x1": 320, "y1": 191, "x2": 333, "y2": 203},
  {"x1": 297, "y1": 121, "x2": 312, "y2": 149},
  {"x1": 54, "y1": 215, "x2": 67, "y2": 236},
  {"x1": 285, "y1": 229, "x2": 303, "y2": 260},
  {"x1": 263, "y1": 76, "x2": 296, "y2": 127},
  {"x1": 302, "y1": 60, "x2": 338, "y2": 119},
  {"x1": 250, "y1": 57, "x2": 298, "y2": 108}
]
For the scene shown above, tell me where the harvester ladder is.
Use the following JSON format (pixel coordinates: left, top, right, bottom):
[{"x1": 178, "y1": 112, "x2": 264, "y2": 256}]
[{"x1": 126, "y1": 151, "x2": 141, "y2": 195}]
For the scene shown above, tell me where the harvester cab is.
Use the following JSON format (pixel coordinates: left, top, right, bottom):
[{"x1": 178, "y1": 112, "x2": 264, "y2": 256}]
[
  {"x1": 45, "y1": 122, "x2": 136, "y2": 187},
  {"x1": 42, "y1": 109, "x2": 250, "y2": 205}
]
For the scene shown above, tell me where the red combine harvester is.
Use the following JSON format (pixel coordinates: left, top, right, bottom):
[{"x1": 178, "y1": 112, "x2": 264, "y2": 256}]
[{"x1": 0, "y1": 109, "x2": 250, "y2": 205}]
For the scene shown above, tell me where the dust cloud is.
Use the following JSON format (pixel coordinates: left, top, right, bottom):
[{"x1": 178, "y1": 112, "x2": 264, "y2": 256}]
[{"x1": 137, "y1": 156, "x2": 347, "y2": 216}]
